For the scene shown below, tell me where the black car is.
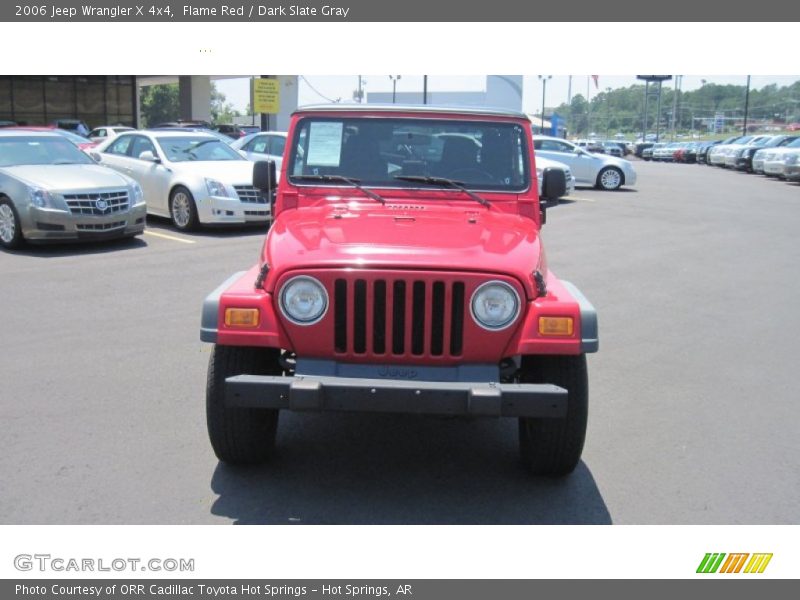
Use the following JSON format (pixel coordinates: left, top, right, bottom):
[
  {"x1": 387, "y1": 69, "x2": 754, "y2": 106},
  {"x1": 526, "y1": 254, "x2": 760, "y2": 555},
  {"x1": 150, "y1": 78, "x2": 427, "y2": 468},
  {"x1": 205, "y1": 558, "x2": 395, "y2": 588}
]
[
  {"x1": 213, "y1": 124, "x2": 249, "y2": 139},
  {"x1": 696, "y1": 141, "x2": 721, "y2": 165},
  {"x1": 634, "y1": 142, "x2": 654, "y2": 158}
]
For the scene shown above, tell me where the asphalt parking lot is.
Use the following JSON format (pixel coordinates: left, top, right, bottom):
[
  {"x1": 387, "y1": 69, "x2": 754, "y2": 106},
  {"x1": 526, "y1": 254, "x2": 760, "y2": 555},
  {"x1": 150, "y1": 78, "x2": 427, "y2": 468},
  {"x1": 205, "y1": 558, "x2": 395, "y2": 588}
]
[{"x1": 1, "y1": 162, "x2": 798, "y2": 524}]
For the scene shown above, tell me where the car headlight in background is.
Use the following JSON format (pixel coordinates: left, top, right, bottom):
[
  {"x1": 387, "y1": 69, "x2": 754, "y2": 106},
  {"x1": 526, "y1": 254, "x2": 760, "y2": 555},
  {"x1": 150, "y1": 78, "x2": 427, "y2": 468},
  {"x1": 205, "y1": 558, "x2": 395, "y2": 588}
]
[
  {"x1": 785, "y1": 154, "x2": 799, "y2": 165},
  {"x1": 205, "y1": 178, "x2": 230, "y2": 197},
  {"x1": 470, "y1": 281, "x2": 520, "y2": 331},
  {"x1": 279, "y1": 276, "x2": 328, "y2": 325},
  {"x1": 28, "y1": 187, "x2": 56, "y2": 208},
  {"x1": 130, "y1": 181, "x2": 144, "y2": 205}
]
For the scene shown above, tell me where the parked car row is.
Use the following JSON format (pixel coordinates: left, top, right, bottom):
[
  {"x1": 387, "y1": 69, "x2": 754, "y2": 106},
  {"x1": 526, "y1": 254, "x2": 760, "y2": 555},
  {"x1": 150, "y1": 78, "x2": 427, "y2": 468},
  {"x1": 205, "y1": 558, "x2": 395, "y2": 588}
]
[
  {"x1": 0, "y1": 125, "x2": 287, "y2": 249},
  {"x1": 705, "y1": 134, "x2": 800, "y2": 173},
  {"x1": 637, "y1": 133, "x2": 800, "y2": 184}
]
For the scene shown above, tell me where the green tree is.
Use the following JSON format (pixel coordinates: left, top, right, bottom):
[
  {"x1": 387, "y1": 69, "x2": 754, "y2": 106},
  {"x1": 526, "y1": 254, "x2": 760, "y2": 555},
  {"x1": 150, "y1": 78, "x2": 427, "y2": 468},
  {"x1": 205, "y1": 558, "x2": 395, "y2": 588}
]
[
  {"x1": 210, "y1": 85, "x2": 240, "y2": 125},
  {"x1": 140, "y1": 81, "x2": 242, "y2": 127},
  {"x1": 140, "y1": 84, "x2": 179, "y2": 127}
]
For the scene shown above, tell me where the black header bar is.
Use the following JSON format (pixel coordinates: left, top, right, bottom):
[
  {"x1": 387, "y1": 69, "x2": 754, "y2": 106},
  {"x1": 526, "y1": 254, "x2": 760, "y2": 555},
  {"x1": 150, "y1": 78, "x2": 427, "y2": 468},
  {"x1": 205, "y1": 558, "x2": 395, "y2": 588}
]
[{"x1": 2, "y1": 0, "x2": 798, "y2": 21}]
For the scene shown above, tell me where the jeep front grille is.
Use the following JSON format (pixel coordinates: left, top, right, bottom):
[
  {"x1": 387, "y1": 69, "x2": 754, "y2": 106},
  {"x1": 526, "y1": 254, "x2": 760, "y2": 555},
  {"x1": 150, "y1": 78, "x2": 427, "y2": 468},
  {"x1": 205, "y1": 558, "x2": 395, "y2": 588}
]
[
  {"x1": 333, "y1": 277, "x2": 465, "y2": 358},
  {"x1": 64, "y1": 190, "x2": 129, "y2": 215}
]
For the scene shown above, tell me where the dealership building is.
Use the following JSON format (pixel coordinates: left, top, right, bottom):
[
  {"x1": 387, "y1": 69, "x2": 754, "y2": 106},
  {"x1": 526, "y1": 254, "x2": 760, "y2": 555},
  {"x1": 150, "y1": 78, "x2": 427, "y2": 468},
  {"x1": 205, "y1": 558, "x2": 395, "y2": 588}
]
[
  {"x1": 0, "y1": 75, "x2": 298, "y2": 130},
  {"x1": 0, "y1": 76, "x2": 137, "y2": 127}
]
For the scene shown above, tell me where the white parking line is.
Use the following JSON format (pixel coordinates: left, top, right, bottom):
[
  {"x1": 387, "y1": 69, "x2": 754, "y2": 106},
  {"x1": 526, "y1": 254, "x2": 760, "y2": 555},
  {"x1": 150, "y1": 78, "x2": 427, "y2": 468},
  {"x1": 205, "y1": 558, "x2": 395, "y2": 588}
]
[{"x1": 143, "y1": 230, "x2": 196, "y2": 244}]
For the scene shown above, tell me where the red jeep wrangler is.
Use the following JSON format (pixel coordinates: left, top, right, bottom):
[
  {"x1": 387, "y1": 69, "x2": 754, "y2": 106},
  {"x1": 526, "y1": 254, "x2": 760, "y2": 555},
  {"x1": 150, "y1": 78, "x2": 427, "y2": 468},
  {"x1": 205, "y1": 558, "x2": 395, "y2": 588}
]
[{"x1": 201, "y1": 105, "x2": 598, "y2": 476}]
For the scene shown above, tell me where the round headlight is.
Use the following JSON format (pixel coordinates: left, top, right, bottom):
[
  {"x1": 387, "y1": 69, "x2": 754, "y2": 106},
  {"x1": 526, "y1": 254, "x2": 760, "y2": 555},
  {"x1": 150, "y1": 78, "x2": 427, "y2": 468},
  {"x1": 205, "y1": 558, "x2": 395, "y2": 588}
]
[
  {"x1": 279, "y1": 276, "x2": 328, "y2": 325},
  {"x1": 470, "y1": 281, "x2": 520, "y2": 331}
]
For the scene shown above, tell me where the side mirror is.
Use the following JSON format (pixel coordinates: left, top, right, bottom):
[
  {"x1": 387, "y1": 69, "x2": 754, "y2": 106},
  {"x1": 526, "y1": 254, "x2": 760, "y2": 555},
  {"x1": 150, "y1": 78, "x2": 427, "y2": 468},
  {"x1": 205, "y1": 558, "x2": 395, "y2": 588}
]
[
  {"x1": 139, "y1": 150, "x2": 160, "y2": 163},
  {"x1": 253, "y1": 160, "x2": 277, "y2": 195},
  {"x1": 89, "y1": 152, "x2": 102, "y2": 163},
  {"x1": 542, "y1": 167, "x2": 567, "y2": 202},
  {"x1": 573, "y1": 147, "x2": 583, "y2": 154}
]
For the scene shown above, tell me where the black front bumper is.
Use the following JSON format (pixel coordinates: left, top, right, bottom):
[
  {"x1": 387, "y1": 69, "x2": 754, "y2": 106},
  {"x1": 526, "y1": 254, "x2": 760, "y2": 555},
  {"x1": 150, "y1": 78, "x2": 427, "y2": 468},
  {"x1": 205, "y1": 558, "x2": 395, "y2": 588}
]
[{"x1": 226, "y1": 374, "x2": 567, "y2": 418}]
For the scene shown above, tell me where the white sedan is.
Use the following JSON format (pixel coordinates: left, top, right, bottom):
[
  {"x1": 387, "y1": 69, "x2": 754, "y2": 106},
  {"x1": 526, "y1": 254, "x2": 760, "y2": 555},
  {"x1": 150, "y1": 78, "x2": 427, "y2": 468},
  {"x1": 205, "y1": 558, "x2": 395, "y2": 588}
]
[
  {"x1": 87, "y1": 126, "x2": 135, "y2": 144},
  {"x1": 92, "y1": 131, "x2": 270, "y2": 231},
  {"x1": 533, "y1": 135, "x2": 637, "y2": 190},
  {"x1": 230, "y1": 131, "x2": 287, "y2": 179}
]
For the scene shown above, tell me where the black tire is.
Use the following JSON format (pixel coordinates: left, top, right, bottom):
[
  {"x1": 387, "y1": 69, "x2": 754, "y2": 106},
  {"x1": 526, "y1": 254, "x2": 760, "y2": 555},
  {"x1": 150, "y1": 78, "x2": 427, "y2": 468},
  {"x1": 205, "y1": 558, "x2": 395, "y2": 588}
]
[
  {"x1": 206, "y1": 345, "x2": 281, "y2": 465},
  {"x1": 596, "y1": 166, "x2": 624, "y2": 191},
  {"x1": 169, "y1": 186, "x2": 199, "y2": 231},
  {"x1": 0, "y1": 197, "x2": 24, "y2": 250},
  {"x1": 518, "y1": 354, "x2": 588, "y2": 476}
]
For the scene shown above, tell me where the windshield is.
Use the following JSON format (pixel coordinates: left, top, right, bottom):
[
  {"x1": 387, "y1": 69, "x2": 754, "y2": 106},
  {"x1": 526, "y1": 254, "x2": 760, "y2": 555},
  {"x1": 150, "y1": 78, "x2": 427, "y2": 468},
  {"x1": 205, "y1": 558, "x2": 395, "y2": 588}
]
[
  {"x1": 786, "y1": 138, "x2": 800, "y2": 148},
  {"x1": 766, "y1": 136, "x2": 794, "y2": 147},
  {"x1": 155, "y1": 136, "x2": 244, "y2": 162},
  {"x1": 288, "y1": 117, "x2": 530, "y2": 192},
  {"x1": 0, "y1": 136, "x2": 94, "y2": 167}
]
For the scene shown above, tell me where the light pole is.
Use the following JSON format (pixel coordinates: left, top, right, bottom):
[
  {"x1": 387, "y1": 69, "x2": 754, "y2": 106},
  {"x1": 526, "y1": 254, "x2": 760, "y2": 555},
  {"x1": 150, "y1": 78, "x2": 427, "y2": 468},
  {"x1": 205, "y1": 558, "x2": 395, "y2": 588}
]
[
  {"x1": 538, "y1": 75, "x2": 552, "y2": 133},
  {"x1": 389, "y1": 75, "x2": 402, "y2": 104},
  {"x1": 742, "y1": 75, "x2": 751, "y2": 136}
]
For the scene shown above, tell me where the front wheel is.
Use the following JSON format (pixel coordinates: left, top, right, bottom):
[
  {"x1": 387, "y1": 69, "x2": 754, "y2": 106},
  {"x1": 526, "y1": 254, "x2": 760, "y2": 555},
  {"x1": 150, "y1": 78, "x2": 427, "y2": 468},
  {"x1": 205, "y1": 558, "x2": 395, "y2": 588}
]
[
  {"x1": 518, "y1": 355, "x2": 588, "y2": 476},
  {"x1": 0, "y1": 198, "x2": 24, "y2": 250},
  {"x1": 596, "y1": 167, "x2": 623, "y2": 190},
  {"x1": 169, "y1": 186, "x2": 199, "y2": 231},
  {"x1": 206, "y1": 345, "x2": 281, "y2": 465}
]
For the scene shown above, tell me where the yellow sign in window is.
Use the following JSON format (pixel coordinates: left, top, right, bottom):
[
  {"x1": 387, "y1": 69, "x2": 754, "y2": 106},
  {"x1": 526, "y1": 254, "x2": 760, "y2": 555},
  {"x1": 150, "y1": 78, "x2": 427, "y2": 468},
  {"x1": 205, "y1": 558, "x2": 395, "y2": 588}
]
[{"x1": 253, "y1": 79, "x2": 280, "y2": 114}]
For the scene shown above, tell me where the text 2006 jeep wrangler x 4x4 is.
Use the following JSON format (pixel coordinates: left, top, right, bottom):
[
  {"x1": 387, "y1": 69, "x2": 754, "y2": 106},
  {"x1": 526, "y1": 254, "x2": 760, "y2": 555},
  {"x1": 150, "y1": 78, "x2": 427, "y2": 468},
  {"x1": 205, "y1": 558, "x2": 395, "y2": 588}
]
[{"x1": 201, "y1": 104, "x2": 598, "y2": 476}]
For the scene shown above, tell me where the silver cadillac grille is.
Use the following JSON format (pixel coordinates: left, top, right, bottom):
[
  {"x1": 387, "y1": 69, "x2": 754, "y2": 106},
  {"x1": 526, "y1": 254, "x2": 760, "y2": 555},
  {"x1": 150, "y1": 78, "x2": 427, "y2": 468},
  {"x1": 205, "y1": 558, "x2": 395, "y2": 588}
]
[
  {"x1": 64, "y1": 190, "x2": 129, "y2": 216},
  {"x1": 76, "y1": 221, "x2": 126, "y2": 231},
  {"x1": 234, "y1": 185, "x2": 267, "y2": 204}
]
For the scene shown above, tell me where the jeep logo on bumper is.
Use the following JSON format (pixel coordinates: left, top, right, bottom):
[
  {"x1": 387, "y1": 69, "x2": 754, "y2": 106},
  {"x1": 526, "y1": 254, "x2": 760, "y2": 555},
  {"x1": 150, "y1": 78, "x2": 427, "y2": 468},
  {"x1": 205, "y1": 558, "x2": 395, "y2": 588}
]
[{"x1": 377, "y1": 366, "x2": 418, "y2": 379}]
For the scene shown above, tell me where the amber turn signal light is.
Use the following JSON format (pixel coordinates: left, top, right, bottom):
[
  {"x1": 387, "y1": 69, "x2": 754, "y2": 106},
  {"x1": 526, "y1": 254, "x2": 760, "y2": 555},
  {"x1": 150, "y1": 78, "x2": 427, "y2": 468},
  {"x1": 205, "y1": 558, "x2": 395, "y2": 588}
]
[
  {"x1": 224, "y1": 308, "x2": 260, "y2": 328},
  {"x1": 538, "y1": 316, "x2": 573, "y2": 336}
]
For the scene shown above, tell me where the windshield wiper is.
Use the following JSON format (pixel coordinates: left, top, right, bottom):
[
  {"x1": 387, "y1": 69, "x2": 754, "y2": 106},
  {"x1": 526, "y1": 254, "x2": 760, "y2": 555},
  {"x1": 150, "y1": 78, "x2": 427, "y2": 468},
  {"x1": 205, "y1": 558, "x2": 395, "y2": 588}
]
[
  {"x1": 188, "y1": 139, "x2": 218, "y2": 149},
  {"x1": 292, "y1": 174, "x2": 386, "y2": 205},
  {"x1": 393, "y1": 175, "x2": 491, "y2": 209}
]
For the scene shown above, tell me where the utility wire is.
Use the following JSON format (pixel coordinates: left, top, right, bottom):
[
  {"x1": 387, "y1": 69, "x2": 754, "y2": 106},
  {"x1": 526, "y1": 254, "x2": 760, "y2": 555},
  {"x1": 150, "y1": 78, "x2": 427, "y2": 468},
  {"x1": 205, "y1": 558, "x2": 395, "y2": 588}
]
[{"x1": 299, "y1": 76, "x2": 340, "y2": 103}]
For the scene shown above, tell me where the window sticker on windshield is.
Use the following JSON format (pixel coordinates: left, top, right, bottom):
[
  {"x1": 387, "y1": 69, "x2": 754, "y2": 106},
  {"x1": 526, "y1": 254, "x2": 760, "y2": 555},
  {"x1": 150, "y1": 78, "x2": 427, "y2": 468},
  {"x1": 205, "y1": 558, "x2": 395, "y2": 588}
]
[{"x1": 307, "y1": 121, "x2": 343, "y2": 167}]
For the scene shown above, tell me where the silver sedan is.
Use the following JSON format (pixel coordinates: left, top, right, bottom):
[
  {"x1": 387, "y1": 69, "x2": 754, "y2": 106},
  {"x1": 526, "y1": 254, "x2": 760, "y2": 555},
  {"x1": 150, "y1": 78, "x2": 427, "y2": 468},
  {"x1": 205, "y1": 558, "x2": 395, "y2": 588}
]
[
  {"x1": 0, "y1": 131, "x2": 145, "y2": 250},
  {"x1": 533, "y1": 135, "x2": 637, "y2": 190}
]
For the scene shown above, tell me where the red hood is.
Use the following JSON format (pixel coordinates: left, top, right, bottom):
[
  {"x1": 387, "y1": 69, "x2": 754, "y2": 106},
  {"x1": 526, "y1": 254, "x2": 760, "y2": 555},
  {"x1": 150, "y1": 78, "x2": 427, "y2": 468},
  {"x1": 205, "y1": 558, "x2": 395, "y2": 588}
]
[{"x1": 263, "y1": 199, "x2": 545, "y2": 298}]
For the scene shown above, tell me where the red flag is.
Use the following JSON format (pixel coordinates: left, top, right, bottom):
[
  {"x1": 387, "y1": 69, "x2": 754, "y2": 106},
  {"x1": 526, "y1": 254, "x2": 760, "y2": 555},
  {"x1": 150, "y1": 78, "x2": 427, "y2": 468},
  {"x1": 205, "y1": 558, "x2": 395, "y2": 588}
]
[{"x1": 591, "y1": 75, "x2": 599, "y2": 89}]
